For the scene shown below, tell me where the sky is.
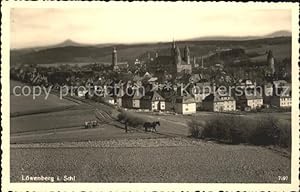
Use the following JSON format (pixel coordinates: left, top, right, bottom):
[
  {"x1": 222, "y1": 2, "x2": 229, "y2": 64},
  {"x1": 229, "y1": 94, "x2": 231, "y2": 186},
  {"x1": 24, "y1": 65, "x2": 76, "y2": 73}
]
[{"x1": 10, "y1": 4, "x2": 291, "y2": 49}]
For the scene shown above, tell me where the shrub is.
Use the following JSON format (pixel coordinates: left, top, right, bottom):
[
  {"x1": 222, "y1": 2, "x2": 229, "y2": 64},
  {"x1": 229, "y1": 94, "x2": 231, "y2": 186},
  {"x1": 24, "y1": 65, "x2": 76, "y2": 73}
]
[
  {"x1": 188, "y1": 119, "x2": 205, "y2": 138},
  {"x1": 277, "y1": 121, "x2": 291, "y2": 148},
  {"x1": 188, "y1": 114, "x2": 291, "y2": 148},
  {"x1": 117, "y1": 110, "x2": 145, "y2": 128},
  {"x1": 249, "y1": 116, "x2": 279, "y2": 146},
  {"x1": 200, "y1": 115, "x2": 252, "y2": 144}
]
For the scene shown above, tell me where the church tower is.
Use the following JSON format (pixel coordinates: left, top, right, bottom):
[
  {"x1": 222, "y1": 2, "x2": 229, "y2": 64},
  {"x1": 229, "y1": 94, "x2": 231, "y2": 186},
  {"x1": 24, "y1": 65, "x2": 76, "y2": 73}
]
[
  {"x1": 183, "y1": 46, "x2": 190, "y2": 65},
  {"x1": 267, "y1": 50, "x2": 275, "y2": 75},
  {"x1": 171, "y1": 39, "x2": 176, "y2": 57},
  {"x1": 112, "y1": 47, "x2": 117, "y2": 70},
  {"x1": 175, "y1": 46, "x2": 182, "y2": 66}
]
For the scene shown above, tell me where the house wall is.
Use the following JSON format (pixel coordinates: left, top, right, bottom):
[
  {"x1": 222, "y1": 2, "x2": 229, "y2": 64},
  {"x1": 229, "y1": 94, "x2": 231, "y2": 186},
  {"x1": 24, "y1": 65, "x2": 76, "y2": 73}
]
[
  {"x1": 122, "y1": 97, "x2": 133, "y2": 108},
  {"x1": 106, "y1": 99, "x2": 115, "y2": 105},
  {"x1": 175, "y1": 102, "x2": 196, "y2": 114},
  {"x1": 213, "y1": 101, "x2": 224, "y2": 112},
  {"x1": 116, "y1": 97, "x2": 122, "y2": 107},
  {"x1": 132, "y1": 99, "x2": 140, "y2": 108},
  {"x1": 247, "y1": 99, "x2": 263, "y2": 109},
  {"x1": 213, "y1": 100, "x2": 236, "y2": 112},
  {"x1": 165, "y1": 101, "x2": 175, "y2": 111},
  {"x1": 271, "y1": 96, "x2": 291, "y2": 107},
  {"x1": 151, "y1": 101, "x2": 159, "y2": 111},
  {"x1": 140, "y1": 99, "x2": 151, "y2": 110},
  {"x1": 279, "y1": 97, "x2": 292, "y2": 107},
  {"x1": 160, "y1": 101, "x2": 165, "y2": 110},
  {"x1": 143, "y1": 101, "x2": 166, "y2": 111}
]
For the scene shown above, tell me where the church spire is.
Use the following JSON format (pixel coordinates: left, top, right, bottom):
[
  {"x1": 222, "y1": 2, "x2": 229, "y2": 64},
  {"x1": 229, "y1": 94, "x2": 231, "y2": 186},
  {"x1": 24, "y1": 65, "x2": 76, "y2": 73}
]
[
  {"x1": 171, "y1": 39, "x2": 176, "y2": 57},
  {"x1": 112, "y1": 47, "x2": 117, "y2": 70},
  {"x1": 183, "y1": 45, "x2": 190, "y2": 65}
]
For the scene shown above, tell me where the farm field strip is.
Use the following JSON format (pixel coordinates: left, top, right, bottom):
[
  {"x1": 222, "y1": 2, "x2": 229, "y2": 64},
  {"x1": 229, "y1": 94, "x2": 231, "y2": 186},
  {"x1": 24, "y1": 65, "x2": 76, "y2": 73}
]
[{"x1": 10, "y1": 137, "x2": 291, "y2": 183}]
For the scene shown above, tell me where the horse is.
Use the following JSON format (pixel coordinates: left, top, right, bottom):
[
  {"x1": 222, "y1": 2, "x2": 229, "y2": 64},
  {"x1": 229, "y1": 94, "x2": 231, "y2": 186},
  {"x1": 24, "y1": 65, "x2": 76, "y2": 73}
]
[
  {"x1": 84, "y1": 120, "x2": 98, "y2": 129},
  {"x1": 84, "y1": 121, "x2": 92, "y2": 129},
  {"x1": 91, "y1": 120, "x2": 98, "y2": 127},
  {"x1": 143, "y1": 121, "x2": 160, "y2": 132}
]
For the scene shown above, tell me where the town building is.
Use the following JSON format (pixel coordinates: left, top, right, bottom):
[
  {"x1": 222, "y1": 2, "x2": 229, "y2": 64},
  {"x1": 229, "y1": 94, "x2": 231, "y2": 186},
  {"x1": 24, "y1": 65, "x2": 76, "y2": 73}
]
[
  {"x1": 270, "y1": 95, "x2": 292, "y2": 108},
  {"x1": 122, "y1": 87, "x2": 144, "y2": 109},
  {"x1": 165, "y1": 93, "x2": 196, "y2": 115},
  {"x1": 111, "y1": 47, "x2": 129, "y2": 72},
  {"x1": 267, "y1": 50, "x2": 275, "y2": 75},
  {"x1": 140, "y1": 91, "x2": 165, "y2": 111},
  {"x1": 148, "y1": 40, "x2": 192, "y2": 78},
  {"x1": 270, "y1": 83, "x2": 292, "y2": 108},
  {"x1": 114, "y1": 87, "x2": 125, "y2": 107},
  {"x1": 237, "y1": 90, "x2": 263, "y2": 110},
  {"x1": 174, "y1": 95, "x2": 196, "y2": 114},
  {"x1": 202, "y1": 92, "x2": 236, "y2": 112},
  {"x1": 188, "y1": 82, "x2": 212, "y2": 109},
  {"x1": 102, "y1": 96, "x2": 115, "y2": 105}
]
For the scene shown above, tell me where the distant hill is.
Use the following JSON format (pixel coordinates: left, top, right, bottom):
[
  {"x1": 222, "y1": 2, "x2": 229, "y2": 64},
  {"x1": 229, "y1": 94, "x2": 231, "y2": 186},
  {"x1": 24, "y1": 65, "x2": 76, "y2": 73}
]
[
  {"x1": 265, "y1": 30, "x2": 292, "y2": 38},
  {"x1": 187, "y1": 30, "x2": 291, "y2": 41},
  {"x1": 11, "y1": 39, "x2": 115, "y2": 53},
  {"x1": 10, "y1": 36, "x2": 291, "y2": 66}
]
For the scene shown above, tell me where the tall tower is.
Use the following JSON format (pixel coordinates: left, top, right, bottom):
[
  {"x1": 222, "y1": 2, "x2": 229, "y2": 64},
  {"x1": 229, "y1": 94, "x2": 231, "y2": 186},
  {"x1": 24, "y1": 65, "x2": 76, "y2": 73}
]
[
  {"x1": 183, "y1": 46, "x2": 190, "y2": 65},
  {"x1": 112, "y1": 47, "x2": 117, "y2": 69},
  {"x1": 193, "y1": 56, "x2": 198, "y2": 68},
  {"x1": 171, "y1": 39, "x2": 176, "y2": 57},
  {"x1": 175, "y1": 46, "x2": 181, "y2": 66},
  {"x1": 267, "y1": 50, "x2": 275, "y2": 75}
]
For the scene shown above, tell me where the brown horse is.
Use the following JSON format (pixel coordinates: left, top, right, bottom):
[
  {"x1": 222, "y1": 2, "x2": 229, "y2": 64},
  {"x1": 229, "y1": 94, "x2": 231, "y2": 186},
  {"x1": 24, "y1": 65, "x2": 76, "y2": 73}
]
[{"x1": 144, "y1": 121, "x2": 160, "y2": 132}]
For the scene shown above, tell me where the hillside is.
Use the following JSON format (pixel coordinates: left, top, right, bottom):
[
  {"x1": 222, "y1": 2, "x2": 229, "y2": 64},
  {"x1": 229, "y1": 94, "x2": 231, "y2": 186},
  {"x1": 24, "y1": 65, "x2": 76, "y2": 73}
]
[{"x1": 10, "y1": 36, "x2": 291, "y2": 66}]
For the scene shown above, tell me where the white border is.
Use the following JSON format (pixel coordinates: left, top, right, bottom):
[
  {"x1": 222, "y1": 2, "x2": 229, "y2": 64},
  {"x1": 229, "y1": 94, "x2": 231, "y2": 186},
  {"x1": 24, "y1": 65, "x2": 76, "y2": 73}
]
[{"x1": 1, "y1": 1, "x2": 299, "y2": 191}]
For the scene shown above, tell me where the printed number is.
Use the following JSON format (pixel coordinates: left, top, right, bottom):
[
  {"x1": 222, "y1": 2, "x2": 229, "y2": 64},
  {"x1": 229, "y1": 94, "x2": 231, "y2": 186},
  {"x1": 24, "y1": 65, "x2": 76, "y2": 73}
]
[{"x1": 278, "y1": 176, "x2": 288, "y2": 181}]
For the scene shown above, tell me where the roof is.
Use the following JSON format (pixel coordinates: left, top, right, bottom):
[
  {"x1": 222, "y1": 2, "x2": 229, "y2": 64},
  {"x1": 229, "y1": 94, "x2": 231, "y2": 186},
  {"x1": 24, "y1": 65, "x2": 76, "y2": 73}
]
[
  {"x1": 273, "y1": 80, "x2": 287, "y2": 86},
  {"x1": 175, "y1": 95, "x2": 195, "y2": 104},
  {"x1": 240, "y1": 90, "x2": 263, "y2": 100},
  {"x1": 142, "y1": 91, "x2": 165, "y2": 101},
  {"x1": 203, "y1": 93, "x2": 235, "y2": 102},
  {"x1": 148, "y1": 77, "x2": 158, "y2": 82},
  {"x1": 133, "y1": 75, "x2": 143, "y2": 82},
  {"x1": 143, "y1": 72, "x2": 152, "y2": 78},
  {"x1": 122, "y1": 87, "x2": 144, "y2": 99},
  {"x1": 115, "y1": 88, "x2": 125, "y2": 98},
  {"x1": 189, "y1": 74, "x2": 201, "y2": 82},
  {"x1": 239, "y1": 79, "x2": 253, "y2": 85}
]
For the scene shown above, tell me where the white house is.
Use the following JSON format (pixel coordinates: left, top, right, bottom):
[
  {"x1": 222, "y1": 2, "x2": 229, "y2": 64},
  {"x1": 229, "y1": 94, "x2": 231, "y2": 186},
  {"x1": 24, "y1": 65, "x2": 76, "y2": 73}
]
[
  {"x1": 202, "y1": 93, "x2": 236, "y2": 112},
  {"x1": 174, "y1": 95, "x2": 196, "y2": 115},
  {"x1": 140, "y1": 91, "x2": 165, "y2": 111}
]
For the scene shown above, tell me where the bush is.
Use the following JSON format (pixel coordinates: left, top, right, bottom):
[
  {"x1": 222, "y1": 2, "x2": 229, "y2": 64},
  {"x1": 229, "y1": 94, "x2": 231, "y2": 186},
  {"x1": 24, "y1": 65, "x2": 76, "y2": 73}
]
[
  {"x1": 117, "y1": 110, "x2": 145, "y2": 128},
  {"x1": 189, "y1": 114, "x2": 291, "y2": 148},
  {"x1": 249, "y1": 116, "x2": 278, "y2": 146},
  {"x1": 188, "y1": 119, "x2": 205, "y2": 138},
  {"x1": 278, "y1": 122, "x2": 291, "y2": 148}
]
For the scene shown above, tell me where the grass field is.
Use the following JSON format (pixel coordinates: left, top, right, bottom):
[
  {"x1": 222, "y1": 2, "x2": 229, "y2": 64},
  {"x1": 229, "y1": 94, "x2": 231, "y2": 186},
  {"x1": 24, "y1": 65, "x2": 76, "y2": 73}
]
[
  {"x1": 10, "y1": 80, "x2": 98, "y2": 134},
  {"x1": 10, "y1": 137, "x2": 291, "y2": 183},
  {"x1": 11, "y1": 108, "x2": 96, "y2": 134},
  {"x1": 10, "y1": 95, "x2": 76, "y2": 114},
  {"x1": 10, "y1": 80, "x2": 77, "y2": 114},
  {"x1": 247, "y1": 43, "x2": 291, "y2": 62}
]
